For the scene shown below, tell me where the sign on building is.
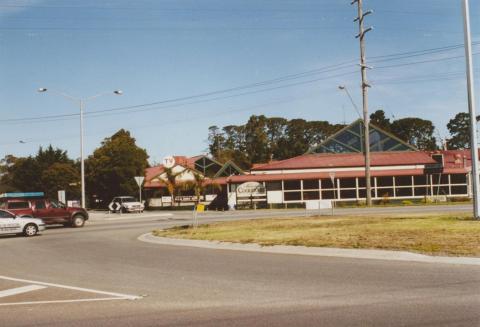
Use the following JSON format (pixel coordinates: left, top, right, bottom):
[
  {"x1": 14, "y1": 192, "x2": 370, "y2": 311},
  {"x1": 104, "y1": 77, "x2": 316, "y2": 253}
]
[
  {"x1": 236, "y1": 182, "x2": 266, "y2": 197},
  {"x1": 163, "y1": 156, "x2": 176, "y2": 168}
]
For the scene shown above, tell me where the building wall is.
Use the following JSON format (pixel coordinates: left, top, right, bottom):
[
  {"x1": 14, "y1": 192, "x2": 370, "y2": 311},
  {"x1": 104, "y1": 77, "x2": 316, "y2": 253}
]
[{"x1": 227, "y1": 173, "x2": 470, "y2": 207}]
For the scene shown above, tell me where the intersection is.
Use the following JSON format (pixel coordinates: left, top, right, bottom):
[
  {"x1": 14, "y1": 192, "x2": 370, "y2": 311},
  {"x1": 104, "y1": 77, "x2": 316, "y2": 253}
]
[{"x1": 1, "y1": 206, "x2": 479, "y2": 326}]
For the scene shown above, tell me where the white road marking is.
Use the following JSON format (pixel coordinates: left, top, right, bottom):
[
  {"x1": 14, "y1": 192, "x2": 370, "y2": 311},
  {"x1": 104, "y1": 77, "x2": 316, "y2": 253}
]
[
  {"x1": 0, "y1": 297, "x2": 131, "y2": 306},
  {"x1": 0, "y1": 285, "x2": 46, "y2": 298},
  {"x1": 0, "y1": 275, "x2": 141, "y2": 300}
]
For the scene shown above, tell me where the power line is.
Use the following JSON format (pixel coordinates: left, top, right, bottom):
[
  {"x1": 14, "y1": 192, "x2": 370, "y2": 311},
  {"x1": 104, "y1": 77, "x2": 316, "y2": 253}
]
[{"x1": 1, "y1": 42, "x2": 477, "y2": 124}]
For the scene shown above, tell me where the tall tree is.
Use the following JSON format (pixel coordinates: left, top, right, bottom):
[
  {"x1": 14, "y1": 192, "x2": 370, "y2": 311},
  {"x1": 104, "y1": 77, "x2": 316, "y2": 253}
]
[
  {"x1": 41, "y1": 163, "x2": 80, "y2": 199},
  {"x1": 85, "y1": 129, "x2": 149, "y2": 206},
  {"x1": 370, "y1": 110, "x2": 391, "y2": 131},
  {"x1": 391, "y1": 118, "x2": 437, "y2": 150},
  {"x1": 446, "y1": 112, "x2": 480, "y2": 149},
  {"x1": 244, "y1": 115, "x2": 269, "y2": 163},
  {"x1": 207, "y1": 126, "x2": 225, "y2": 159}
]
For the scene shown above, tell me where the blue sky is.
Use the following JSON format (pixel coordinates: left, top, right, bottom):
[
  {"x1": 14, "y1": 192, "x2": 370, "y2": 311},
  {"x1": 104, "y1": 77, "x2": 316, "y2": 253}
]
[{"x1": 0, "y1": 0, "x2": 478, "y2": 164}]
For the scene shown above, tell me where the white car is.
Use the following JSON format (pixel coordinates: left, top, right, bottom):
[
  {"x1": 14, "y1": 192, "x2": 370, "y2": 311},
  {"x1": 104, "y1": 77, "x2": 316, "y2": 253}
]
[
  {"x1": 0, "y1": 209, "x2": 45, "y2": 237},
  {"x1": 109, "y1": 196, "x2": 144, "y2": 213}
]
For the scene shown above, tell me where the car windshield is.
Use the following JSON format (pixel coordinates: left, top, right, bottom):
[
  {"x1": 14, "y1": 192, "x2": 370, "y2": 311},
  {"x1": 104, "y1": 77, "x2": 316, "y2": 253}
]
[{"x1": 122, "y1": 197, "x2": 136, "y2": 202}]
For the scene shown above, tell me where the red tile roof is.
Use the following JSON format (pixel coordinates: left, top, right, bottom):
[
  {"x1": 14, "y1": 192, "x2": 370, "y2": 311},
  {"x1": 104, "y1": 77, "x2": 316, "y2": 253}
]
[{"x1": 251, "y1": 151, "x2": 437, "y2": 171}]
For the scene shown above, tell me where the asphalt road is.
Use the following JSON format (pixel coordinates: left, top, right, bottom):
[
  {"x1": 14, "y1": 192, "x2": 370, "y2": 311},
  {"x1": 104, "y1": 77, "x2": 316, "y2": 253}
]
[{"x1": 1, "y1": 205, "x2": 479, "y2": 327}]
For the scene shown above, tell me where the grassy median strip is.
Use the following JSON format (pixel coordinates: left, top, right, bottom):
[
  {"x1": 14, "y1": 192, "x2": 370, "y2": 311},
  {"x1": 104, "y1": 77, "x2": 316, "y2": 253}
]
[{"x1": 153, "y1": 213, "x2": 480, "y2": 257}]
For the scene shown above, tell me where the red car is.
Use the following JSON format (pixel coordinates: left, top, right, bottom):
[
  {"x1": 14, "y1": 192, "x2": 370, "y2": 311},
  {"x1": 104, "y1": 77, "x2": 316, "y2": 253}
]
[{"x1": 0, "y1": 193, "x2": 89, "y2": 228}]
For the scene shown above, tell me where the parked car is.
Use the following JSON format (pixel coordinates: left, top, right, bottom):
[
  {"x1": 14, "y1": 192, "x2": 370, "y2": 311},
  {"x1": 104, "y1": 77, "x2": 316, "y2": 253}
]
[
  {"x1": 109, "y1": 196, "x2": 144, "y2": 213},
  {"x1": 0, "y1": 194, "x2": 89, "y2": 228},
  {"x1": 0, "y1": 209, "x2": 45, "y2": 237}
]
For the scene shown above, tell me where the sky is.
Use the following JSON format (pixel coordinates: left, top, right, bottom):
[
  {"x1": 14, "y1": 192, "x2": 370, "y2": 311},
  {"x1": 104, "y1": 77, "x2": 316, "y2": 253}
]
[{"x1": 0, "y1": 0, "x2": 479, "y2": 164}]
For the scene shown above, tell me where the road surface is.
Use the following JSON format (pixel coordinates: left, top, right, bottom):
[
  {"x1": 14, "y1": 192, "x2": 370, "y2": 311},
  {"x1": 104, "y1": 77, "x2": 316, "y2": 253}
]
[{"x1": 1, "y1": 205, "x2": 479, "y2": 326}]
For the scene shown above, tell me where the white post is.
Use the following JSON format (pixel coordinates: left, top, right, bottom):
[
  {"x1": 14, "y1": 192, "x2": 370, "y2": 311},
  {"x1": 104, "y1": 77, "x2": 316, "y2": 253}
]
[
  {"x1": 79, "y1": 99, "x2": 86, "y2": 209},
  {"x1": 462, "y1": 0, "x2": 480, "y2": 218}
]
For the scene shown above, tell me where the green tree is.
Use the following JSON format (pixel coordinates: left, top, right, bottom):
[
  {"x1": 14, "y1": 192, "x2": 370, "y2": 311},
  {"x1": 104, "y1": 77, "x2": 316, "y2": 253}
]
[
  {"x1": 266, "y1": 117, "x2": 287, "y2": 159},
  {"x1": 207, "y1": 126, "x2": 225, "y2": 159},
  {"x1": 41, "y1": 163, "x2": 80, "y2": 199},
  {"x1": 85, "y1": 129, "x2": 149, "y2": 206},
  {"x1": 370, "y1": 110, "x2": 391, "y2": 131},
  {"x1": 244, "y1": 115, "x2": 269, "y2": 163},
  {"x1": 391, "y1": 118, "x2": 437, "y2": 150},
  {"x1": 446, "y1": 112, "x2": 480, "y2": 149}
]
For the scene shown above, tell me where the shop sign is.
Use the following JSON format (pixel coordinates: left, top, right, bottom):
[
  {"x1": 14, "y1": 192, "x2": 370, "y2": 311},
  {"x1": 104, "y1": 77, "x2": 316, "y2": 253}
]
[{"x1": 236, "y1": 182, "x2": 266, "y2": 197}]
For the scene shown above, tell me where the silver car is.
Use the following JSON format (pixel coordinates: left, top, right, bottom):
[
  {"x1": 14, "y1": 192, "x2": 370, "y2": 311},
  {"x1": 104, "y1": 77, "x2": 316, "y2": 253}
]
[{"x1": 0, "y1": 209, "x2": 45, "y2": 237}]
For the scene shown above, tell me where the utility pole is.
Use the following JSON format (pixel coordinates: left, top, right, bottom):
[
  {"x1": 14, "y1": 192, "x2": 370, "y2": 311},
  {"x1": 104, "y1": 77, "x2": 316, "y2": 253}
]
[
  {"x1": 462, "y1": 0, "x2": 480, "y2": 219},
  {"x1": 352, "y1": 0, "x2": 373, "y2": 206}
]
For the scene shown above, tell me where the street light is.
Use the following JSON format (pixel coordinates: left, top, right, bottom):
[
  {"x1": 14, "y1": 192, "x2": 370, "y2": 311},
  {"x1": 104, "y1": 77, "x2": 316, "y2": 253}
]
[
  {"x1": 338, "y1": 85, "x2": 361, "y2": 119},
  {"x1": 338, "y1": 84, "x2": 371, "y2": 206},
  {"x1": 37, "y1": 88, "x2": 123, "y2": 209}
]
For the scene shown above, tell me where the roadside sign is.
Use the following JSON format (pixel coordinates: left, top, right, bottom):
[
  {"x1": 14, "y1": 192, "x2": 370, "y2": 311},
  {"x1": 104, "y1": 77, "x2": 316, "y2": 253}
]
[
  {"x1": 196, "y1": 204, "x2": 205, "y2": 212},
  {"x1": 58, "y1": 190, "x2": 66, "y2": 204},
  {"x1": 163, "y1": 156, "x2": 176, "y2": 169},
  {"x1": 108, "y1": 202, "x2": 121, "y2": 212},
  {"x1": 134, "y1": 176, "x2": 145, "y2": 187}
]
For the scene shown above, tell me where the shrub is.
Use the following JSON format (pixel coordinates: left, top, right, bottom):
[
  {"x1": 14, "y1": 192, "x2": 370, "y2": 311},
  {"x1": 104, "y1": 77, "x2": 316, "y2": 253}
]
[{"x1": 401, "y1": 200, "x2": 413, "y2": 205}]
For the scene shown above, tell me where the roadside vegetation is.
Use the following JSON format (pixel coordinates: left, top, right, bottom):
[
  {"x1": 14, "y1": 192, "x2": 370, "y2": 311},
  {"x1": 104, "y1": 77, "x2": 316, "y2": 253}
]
[{"x1": 153, "y1": 213, "x2": 480, "y2": 257}]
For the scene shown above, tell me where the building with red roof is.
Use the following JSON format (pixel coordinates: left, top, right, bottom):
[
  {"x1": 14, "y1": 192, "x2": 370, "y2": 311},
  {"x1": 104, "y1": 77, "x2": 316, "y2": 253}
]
[{"x1": 144, "y1": 121, "x2": 474, "y2": 210}]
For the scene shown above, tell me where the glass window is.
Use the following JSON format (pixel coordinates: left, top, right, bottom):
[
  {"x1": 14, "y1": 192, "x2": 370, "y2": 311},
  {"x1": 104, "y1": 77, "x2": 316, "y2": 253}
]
[
  {"x1": 321, "y1": 179, "x2": 335, "y2": 189},
  {"x1": 303, "y1": 191, "x2": 320, "y2": 200},
  {"x1": 450, "y1": 174, "x2": 467, "y2": 184},
  {"x1": 451, "y1": 186, "x2": 468, "y2": 195},
  {"x1": 377, "y1": 176, "x2": 393, "y2": 187},
  {"x1": 284, "y1": 180, "x2": 301, "y2": 190},
  {"x1": 284, "y1": 192, "x2": 301, "y2": 201},
  {"x1": 0, "y1": 210, "x2": 14, "y2": 218},
  {"x1": 357, "y1": 177, "x2": 375, "y2": 187},
  {"x1": 35, "y1": 201, "x2": 46, "y2": 209},
  {"x1": 302, "y1": 180, "x2": 319, "y2": 190},
  {"x1": 414, "y1": 175, "x2": 427, "y2": 185},
  {"x1": 340, "y1": 189, "x2": 356, "y2": 199},
  {"x1": 396, "y1": 187, "x2": 412, "y2": 197},
  {"x1": 8, "y1": 201, "x2": 30, "y2": 209},
  {"x1": 414, "y1": 187, "x2": 428, "y2": 196},
  {"x1": 321, "y1": 190, "x2": 335, "y2": 199},
  {"x1": 50, "y1": 200, "x2": 65, "y2": 209},
  {"x1": 340, "y1": 178, "x2": 356, "y2": 188},
  {"x1": 395, "y1": 176, "x2": 412, "y2": 186},
  {"x1": 266, "y1": 182, "x2": 282, "y2": 191}
]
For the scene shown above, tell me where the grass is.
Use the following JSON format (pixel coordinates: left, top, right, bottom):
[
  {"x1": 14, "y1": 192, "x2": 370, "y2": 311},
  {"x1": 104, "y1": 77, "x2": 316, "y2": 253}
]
[{"x1": 153, "y1": 213, "x2": 480, "y2": 257}]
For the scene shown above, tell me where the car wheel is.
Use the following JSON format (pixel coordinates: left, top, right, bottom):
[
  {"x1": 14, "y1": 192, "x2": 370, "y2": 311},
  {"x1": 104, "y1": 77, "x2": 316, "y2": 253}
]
[
  {"x1": 71, "y1": 214, "x2": 85, "y2": 228},
  {"x1": 23, "y1": 224, "x2": 38, "y2": 237}
]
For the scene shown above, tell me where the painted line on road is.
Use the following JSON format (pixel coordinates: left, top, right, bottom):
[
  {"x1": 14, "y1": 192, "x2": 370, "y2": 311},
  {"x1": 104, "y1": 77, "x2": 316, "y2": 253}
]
[
  {"x1": 0, "y1": 285, "x2": 46, "y2": 298},
  {"x1": 0, "y1": 297, "x2": 133, "y2": 306},
  {"x1": 0, "y1": 275, "x2": 141, "y2": 300}
]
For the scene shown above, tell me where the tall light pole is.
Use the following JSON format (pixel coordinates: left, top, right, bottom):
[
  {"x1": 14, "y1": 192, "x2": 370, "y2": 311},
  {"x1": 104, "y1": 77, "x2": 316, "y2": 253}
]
[
  {"x1": 462, "y1": 0, "x2": 480, "y2": 219},
  {"x1": 352, "y1": 0, "x2": 373, "y2": 206},
  {"x1": 37, "y1": 88, "x2": 123, "y2": 209}
]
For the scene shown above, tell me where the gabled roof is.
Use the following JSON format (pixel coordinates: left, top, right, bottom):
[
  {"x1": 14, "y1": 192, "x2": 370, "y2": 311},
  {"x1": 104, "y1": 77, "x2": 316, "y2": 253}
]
[
  {"x1": 309, "y1": 119, "x2": 417, "y2": 154},
  {"x1": 214, "y1": 160, "x2": 244, "y2": 177},
  {"x1": 251, "y1": 151, "x2": 437, "y2": 171}
]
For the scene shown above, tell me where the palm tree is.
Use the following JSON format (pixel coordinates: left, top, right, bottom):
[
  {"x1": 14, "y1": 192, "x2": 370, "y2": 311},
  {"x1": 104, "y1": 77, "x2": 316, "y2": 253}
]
[
  {"x1": 182, "y1": 171, "x2": 221, "y2": 205},
  {"x1": 162, "y1": 167, "x2": 181, "y2": 207}
]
